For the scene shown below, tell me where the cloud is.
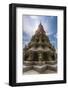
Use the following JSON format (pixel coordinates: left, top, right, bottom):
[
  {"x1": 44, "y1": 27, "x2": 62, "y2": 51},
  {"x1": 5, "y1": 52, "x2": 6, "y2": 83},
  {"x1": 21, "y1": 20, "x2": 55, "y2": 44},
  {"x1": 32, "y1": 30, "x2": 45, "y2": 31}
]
[
  {"x1": 29, "y1": 16, "x2": 39, "y2": 19},
  {"x1": 23, "y1": 31, "x2": 31, "y2": 47},
  {"x1": 46, "y1": 32, "x2": 53, "y2": 36},
  {"x1": 23, "y1": 32, "x2": 30, "y2": 40},
  {"x1": 23, "y1": 41, "x2": 29, "y2": 47},
  {"x1": 50, "y1": 40, "x2": 57, "y2": 48},
  {"x1": 54, "y1": 34, "x2": 57, "y2": 39},
  {"x1": 51, "y1": 40, "x2": 56, "y2": 44}
]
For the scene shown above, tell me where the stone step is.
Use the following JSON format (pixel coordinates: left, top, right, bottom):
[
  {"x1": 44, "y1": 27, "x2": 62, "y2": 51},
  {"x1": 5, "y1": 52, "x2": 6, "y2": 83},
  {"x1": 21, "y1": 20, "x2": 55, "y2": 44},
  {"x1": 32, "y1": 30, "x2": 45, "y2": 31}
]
[
  {"x1": 23, "y1": 65, "x2": 33, "y2": 72},
  {"x1": 23, "y1": 64, "x2": 57, "y2": 73}
]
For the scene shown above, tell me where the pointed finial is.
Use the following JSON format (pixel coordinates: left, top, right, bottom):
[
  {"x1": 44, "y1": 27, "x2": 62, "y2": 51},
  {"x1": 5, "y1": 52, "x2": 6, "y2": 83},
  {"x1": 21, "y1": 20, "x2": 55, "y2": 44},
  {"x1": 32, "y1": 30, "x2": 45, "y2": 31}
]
[
  {"x1": 40, "y1": 21, "x2": 41, "y2": 25},
  {"x1": 39, "y1": 21, "x2": 42, "y2": 27}
]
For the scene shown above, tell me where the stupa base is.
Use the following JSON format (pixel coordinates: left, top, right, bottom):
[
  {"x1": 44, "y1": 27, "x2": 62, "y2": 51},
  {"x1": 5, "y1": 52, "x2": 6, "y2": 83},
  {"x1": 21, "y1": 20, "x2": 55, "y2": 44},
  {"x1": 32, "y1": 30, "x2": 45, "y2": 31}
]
[
  {"x1": 23, "y1": 63, "x2": 57, "y2": 74},
  {"x1": 23, "y1": 65, "x2": 33, "y2": 72},
  {"x1": 33, "y1": 65, "x2": 47, "y2": 73}
]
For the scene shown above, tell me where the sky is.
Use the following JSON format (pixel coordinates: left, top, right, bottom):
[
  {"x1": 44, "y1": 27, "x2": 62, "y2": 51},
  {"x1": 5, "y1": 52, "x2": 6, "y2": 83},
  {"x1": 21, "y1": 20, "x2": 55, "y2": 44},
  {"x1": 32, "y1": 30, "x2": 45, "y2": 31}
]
[{"x1": 23, "y1": 15, "x2": 57, "y2": 49}]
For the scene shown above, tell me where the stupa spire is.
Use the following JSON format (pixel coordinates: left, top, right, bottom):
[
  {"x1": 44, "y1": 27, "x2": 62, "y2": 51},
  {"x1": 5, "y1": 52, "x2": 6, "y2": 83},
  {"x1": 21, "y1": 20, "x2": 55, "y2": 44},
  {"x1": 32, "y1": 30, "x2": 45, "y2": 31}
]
[{"x1": 35, "y1": 22, "x2": 46, "y2": 34}]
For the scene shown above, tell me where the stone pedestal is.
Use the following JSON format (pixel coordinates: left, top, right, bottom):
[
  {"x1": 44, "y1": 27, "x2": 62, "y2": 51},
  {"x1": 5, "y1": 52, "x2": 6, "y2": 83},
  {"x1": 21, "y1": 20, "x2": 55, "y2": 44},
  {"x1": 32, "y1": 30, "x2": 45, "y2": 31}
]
[
  {"x1": 23, "y1": 65, "x2": 33, "y2": 72},
  {"x1": 33, "y1": 65, "x2": 47, "y2": 73}
]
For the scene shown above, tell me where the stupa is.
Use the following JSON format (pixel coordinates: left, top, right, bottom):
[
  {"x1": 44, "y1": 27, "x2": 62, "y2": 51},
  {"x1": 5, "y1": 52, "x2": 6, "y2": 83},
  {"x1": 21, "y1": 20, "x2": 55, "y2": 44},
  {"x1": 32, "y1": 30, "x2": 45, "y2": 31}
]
[{"x1": 23, "y1": 23, "x2": 57, "y2": 74}]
